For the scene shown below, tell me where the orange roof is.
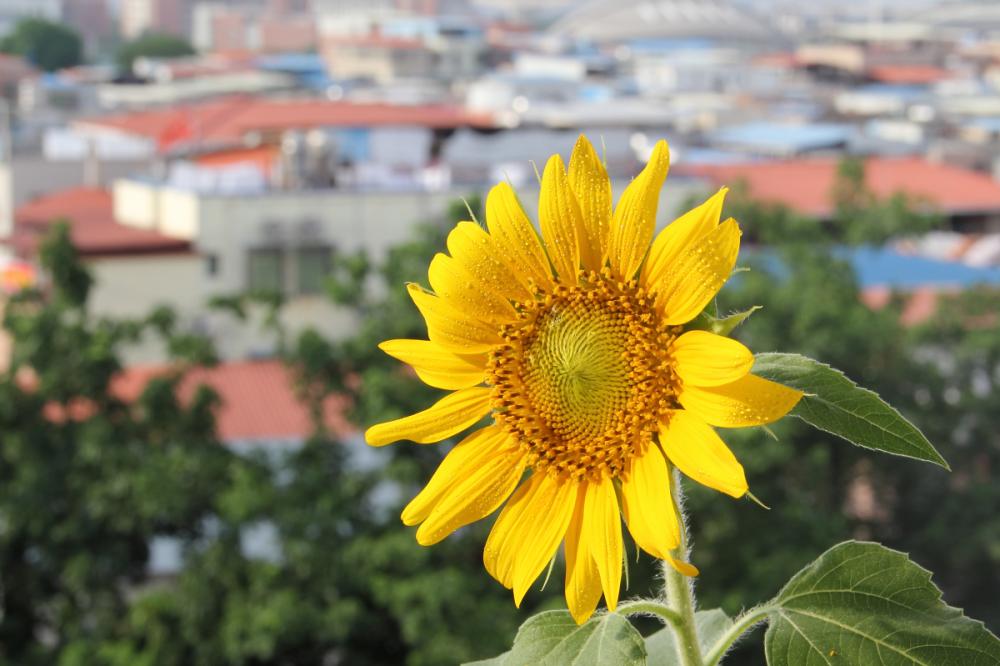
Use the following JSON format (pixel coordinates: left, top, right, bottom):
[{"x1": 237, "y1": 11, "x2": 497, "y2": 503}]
[
  {"x1": 113, "y1": 360, "x2": 353, "y2": 442},
  {"x1": 868, "y1": 65, "x2": 949, "y2": 85},
  {"x1": 14, "y1": 187, "x2": 190, "y2": 257},
  {"x1": 900, "y1": 286, "x2": 941, "y2": 326},
  {"x1": 75, "y1": 97, "x2": 495, "y2": 148},
  {"x1": 684, "y1": 158, "x2": 1000, "y2": 218},
  {"x1": 196, "y1": 145, "x2": 279, "y2": 170},
  {"x1": 36, "y1": 360, "x2": 353, "y2": 443}
]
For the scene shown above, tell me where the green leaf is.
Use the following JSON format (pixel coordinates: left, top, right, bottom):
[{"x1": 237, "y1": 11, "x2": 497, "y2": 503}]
[
  {"x1": 765, "y1": 541, "x2": 1000, "y2": 665},
  {"x1": 499, "y1": 610, "x2": 646, "y2": 666},
  {"x1": 463, "y1": 653, "x2": 509, "y2": 666},
  {"x1": 689, "y1": 306, "x2": 761, "y2": 336},
  {"x1": 752, "y1": 353, "x2": 948, "y2": 469},
  {"x1": 646, "y1": 609, "x2": 732, "y2": 666}
]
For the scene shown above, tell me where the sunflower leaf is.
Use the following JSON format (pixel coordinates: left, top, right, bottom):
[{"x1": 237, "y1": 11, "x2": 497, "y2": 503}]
[
  {"x1": 751, "y1": 352, "x2": 948, "y2": 469},
  {"x1": 495, "y1": 610, "x2": 646, "y2": 666},
  {"x1": 764, "y1": 541, "x2": 1000, "y2": 666},
  {"x1": 646, "y1": 609, "x2": 732, "y2": 665},
  {"x1": 463, "y1": 652, "x2": 509, "y2": 666}
]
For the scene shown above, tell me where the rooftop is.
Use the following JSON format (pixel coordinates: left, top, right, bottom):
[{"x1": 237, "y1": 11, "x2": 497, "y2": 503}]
[
  {"x1": 684, "y1": 157, "x2": 1000, "y2": 218},
  {"x1": 113, "y1": 360, "x2": 353, "y2": 443},
  {"x1": 13, "y1": 187, "x2": 190, "y2": 258},
  {"x1": 708, "y1": 122, "x2": 856, "y2": 156},
  {"x1": 75, "y1": 97, "x2": 497, "y2": 150},
  {"x1": 866, "y1": 64, "x2": 950, "y2": 85},
  {"x1": 37, "y1": 359, "x2": 352, "y2": 444}
]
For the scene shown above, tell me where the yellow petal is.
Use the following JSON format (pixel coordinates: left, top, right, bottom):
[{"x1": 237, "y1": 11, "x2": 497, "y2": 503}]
[
  {"x1": 608, "y1": 140, "x2": 670, "y2": 279},
  {"x1": 654, "y1": 217, "x2": 741, "y2": 325},
  {"x1": 511, "y1": 476, "x2": 575, "y2": 606},
  {"x1": 483, "y1": 472, "x2": 574, "y2": 601},
  {"x1": 620, "y1": 444, "x2": 681, "y2": 560},
  {"x1": 642, "y1": 187, "x2": 727, "y2": 287},
  {"x1": 446, "y1": 221, "x2": 534, "y2": 304},
  {"x1": 581, "y1": 477, "x2": 623, "y2": 611},
  {"x1": 485, "y1": 182, "x2": 553, "y2": 290},
  {"x1": 416, "y1": 446, "x2": 527, "y2": 545},
  {"x1": 407, "y1": 283, "x2": 502, "y2": 354},
  {"x1": 658, "y1": 410, "x2": 748, "y2": 498},
  {"x1": 671, "y1": 330, "x2": 753, "y2": 388},
  {"x1": 428, "y1": 252, "x2": 518, "y2": 326},
  {"x1": 680, "y1": 374, "x2": 803, "y2": 428},
  {"x1": 365, "y1": 386, "x2": 493, "y2": 447},
  {"x1": 379, "y1": 339, "x2": 486, "y2": 391},
  {"x1": 401, "y1": 425, "x2": 508, "y2": 525},
  {"x1": 568, "y1": 135, "x2": 612, "y2": 271},
  {"x1": 538, "y1": 154, "x2": 583, "y2": 281},
  {"x1": 564, "y1": 485, "x2": 603, "y2": 624}
]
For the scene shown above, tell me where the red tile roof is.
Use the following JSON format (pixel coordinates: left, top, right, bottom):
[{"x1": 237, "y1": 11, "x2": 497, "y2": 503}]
[
  {"x1": 867, "y1": 65, "x2": 950, "y2": 85},
  {"x1": 900, "y1": 286, "x2": 942, "y2": 326},
  {"x1": 195, "y1": 145, "x2": 279, "y2": 170},
  {"x1": 75, "y1": 97, "x2": 496, "y2": 149},
  {"x1": 113, "y1": 360, "x2": 353, "y2": 442},
  {"x1": 684, "y1": 158, "x2": 1000, "y2": 218},
  {"x1": 14, "y1": 187, "x2": 190, "y2": 258},
  {"x1": 34, "y1": 360, "x2": 353, "y2": 443}
]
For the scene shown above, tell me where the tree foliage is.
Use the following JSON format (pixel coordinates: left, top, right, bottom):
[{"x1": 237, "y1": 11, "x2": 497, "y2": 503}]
[
  {"x1": 0, "y1": 18, "x2": 82, "y2": 72},
  {"x1": 116, "y1": 33, "x2": 195, "y2": 71}
]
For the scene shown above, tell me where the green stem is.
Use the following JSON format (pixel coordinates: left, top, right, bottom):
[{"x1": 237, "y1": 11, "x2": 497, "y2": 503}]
[
  {"x1": 617, "y1": 600, "x2": 683, "y2": 628},
  {"x1": 662, "y1": 468, "x2": 704, "y2": 666},
  {"x1": 703, "y1": 605, "x2": 773, "y2": 666}
]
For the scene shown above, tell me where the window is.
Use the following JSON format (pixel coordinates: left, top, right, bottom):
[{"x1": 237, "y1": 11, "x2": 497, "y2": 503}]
[
  {"x1": 247, "y1": 249, "x2": 284, "y2": 294},
  {"x1": 205, "y1": 254, "x2": 219, "y2": 277},
  {"x1": 297, "y1": 247, "x2": 332, "y2": 295}
]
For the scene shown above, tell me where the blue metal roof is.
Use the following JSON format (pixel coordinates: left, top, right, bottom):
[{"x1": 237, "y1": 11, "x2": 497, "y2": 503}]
[
  {"x1": 710, "y1": 122, "x2": 855, "y2": 153},
  {"x1": 743, "y1": 247, "x2": 1000, "y2": 289},
  {"x1": 843, "y1": 247, "x2": 1000, "y2": 288}
]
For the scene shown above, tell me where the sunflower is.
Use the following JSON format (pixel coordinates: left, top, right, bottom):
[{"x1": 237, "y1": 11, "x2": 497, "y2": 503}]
[{"x1": 365, "y1": 135, "x2": 802, "y2": 624}]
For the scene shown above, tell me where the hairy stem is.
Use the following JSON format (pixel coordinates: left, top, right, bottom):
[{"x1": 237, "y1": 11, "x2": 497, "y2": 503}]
[
  {"x1": 661, "y1": 468, "x2": 704, "y2": 666},
  {"x1": 703, "y1": 605, "x2": 773, "y2": 666},
  {"x1": 617, "y1": 599, "x2": 683, "y2": 627}
]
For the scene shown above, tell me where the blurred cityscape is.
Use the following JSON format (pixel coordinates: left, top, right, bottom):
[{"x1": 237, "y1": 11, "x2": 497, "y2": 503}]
[
  {"x1": 4, "y1": 1, "x2": 1000, "y2": 361},
  {"x1": 1, "y1": 0, "x2": 1000, "y2": 664}
]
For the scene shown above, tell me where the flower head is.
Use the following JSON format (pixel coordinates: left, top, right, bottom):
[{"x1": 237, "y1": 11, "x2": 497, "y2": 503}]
[{"x1": 365, "y1": 136, "x2": 802, "y2": 623}]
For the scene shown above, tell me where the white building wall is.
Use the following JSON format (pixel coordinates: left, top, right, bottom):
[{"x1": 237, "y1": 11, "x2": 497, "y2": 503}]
[
  {"x1": 89, "y1": 254, "x2": 203, "y2": 319},
  {"x1": 103, "y1": 181, "x2": 466, "y2": 361}
]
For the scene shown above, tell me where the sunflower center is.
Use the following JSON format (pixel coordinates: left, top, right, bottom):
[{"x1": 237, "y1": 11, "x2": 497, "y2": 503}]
[{"x1": 489, "y1": 270, "x2": 682, "y2": 481}]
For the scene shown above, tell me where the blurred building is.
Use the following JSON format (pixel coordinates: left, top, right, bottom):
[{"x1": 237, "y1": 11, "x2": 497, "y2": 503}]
[
  {"x1": 9, "y1": 98, "x2": 497, "y2": 361},
  {"x1": 121, "y1": 0, "x2": 191, "y2": 38},
  {"x1": 62, "y1": 0, "x2": 115, "y2": 57},
  {"x1": 316, "y1": 0, "x2": 487, "y2": 85},
  {"x1": 191, "y1": 1, "x2": 318, "y2": 53}
]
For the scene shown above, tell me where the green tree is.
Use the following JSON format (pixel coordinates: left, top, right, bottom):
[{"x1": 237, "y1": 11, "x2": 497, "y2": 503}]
[
  {"x1": 116, "y1": 33, "x2": 195, "y2": 72},
  {"x1": 0, "y1": 18, "x2": 82, "y2": 71},
  {"x1": 0, "y1": 225, "x2": 233, "y2": 664}
]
